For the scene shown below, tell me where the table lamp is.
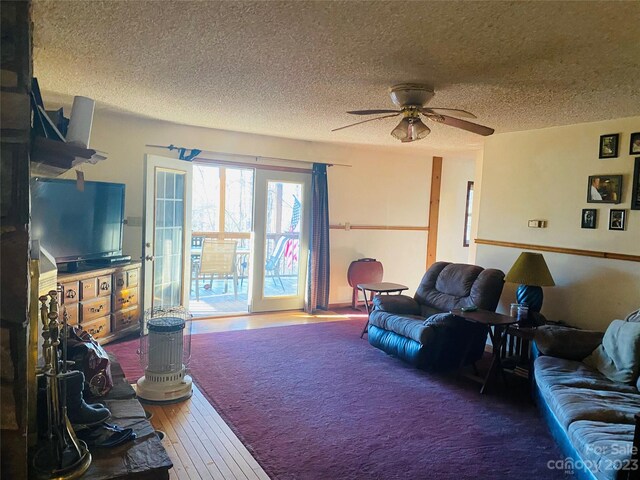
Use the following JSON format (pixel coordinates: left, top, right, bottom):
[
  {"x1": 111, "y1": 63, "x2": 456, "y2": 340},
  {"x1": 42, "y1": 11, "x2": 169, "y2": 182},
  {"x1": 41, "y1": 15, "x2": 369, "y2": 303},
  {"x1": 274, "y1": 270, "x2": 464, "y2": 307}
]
[{"x1": 505, "y1": 252, "x2": 555, "y2": 313}]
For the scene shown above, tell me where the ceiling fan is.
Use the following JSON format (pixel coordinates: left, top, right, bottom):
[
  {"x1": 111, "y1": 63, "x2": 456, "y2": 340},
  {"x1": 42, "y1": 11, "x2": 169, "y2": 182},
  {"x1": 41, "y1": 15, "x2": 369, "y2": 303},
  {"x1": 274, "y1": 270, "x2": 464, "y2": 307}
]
[{"x1": 332, "y1": 83, "x2": 494, "y2": 143}]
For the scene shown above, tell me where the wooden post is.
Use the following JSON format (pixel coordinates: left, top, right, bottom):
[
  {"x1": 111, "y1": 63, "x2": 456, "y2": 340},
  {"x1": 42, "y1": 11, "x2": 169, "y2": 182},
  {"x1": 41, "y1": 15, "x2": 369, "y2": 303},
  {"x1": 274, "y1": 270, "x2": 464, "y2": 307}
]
[
  {"x1": 426, "y1": 156, "x2": 442, "y2": 269},
  {"x1": 218, "y1": 167, "x2": 226, "y2": 239}
]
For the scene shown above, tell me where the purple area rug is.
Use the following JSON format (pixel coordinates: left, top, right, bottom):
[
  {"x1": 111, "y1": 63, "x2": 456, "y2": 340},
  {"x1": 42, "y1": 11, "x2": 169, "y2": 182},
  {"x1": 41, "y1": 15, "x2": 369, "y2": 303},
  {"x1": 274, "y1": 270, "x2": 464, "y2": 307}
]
[{"x1": 107, "y1": 320, "x2": 571, "y2": 480}]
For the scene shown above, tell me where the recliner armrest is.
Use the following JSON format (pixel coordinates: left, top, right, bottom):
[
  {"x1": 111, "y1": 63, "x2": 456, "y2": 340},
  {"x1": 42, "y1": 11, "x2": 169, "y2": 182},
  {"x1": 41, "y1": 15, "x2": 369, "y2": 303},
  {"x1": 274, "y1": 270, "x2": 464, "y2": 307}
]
[
  {"x1": 372, "y1": 295, "x2": 421, "y2": 315},
  {"x1": 534, "y1": 325, "x2": 604, "y2": 361}
]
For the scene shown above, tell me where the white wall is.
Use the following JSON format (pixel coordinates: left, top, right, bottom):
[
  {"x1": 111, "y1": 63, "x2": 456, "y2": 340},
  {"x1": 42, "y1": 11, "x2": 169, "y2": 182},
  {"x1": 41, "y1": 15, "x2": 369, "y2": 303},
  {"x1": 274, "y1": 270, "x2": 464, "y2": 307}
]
[
  {"x1": 476, "y1": 116, "x2": 640, "y2": 330},
  {"x1": 48, "y1": 105, "x2": 476, "y2": 306},
  {"x1": 437, "y1": 155, "x2": 476, "y2": 263}
]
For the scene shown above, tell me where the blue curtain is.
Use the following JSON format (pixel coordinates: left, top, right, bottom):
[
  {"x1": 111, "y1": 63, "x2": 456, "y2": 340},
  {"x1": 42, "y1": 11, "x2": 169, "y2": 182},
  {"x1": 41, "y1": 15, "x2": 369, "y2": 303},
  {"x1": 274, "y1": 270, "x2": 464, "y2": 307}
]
[{"x1": 306, "y1": 163, "x2": 330, "y2": 312}]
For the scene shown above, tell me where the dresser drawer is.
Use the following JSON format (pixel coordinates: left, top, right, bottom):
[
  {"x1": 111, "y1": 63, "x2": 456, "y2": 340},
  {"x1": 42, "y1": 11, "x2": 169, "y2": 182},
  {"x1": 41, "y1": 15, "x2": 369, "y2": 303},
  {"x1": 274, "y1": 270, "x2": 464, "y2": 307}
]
[
  {"x1": 112, "y1": 306, "x2": 140, "y2": 332},
  {"x1": 126, "y1": 269, "x2": 139, "y2": 288},
  {"x1": 113, "y1": 288, "x2": 138, "y2": 312},
  {"x1": 113, "y1": 271, "x2": 126, "y2": 291},
  {"x1": 97, "y1": 275, "x2": 112, "y2": 297},
  {"x1": 80, "y1": 278, "x2": 98, "y2": 300},
  {"x1": 63, "y1": 303, "x2": 79, "y2": 326},
  {"x1": 80, "y1": 316, "x2": 110, "y2": 340},
  {"x1": 61, "y1": 281, "x2": 80, "y2": 304},
  {"x1": 81, "y1": 297, "x2": 111, "y2": 322}
]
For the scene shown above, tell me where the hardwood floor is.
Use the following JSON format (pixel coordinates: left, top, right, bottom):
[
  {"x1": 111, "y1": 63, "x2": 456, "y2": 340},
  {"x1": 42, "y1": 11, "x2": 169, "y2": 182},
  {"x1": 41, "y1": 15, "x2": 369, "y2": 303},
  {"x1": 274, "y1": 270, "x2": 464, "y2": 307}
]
[
  {"x1": 142, "y1": 308, "x2": 363, "y2": 479},
  {"x1": 145, "y1": 384, "x2": 269, "y2": 480},
  {"x1": 191, "y1": 309, "x2": 365, "y2": 335}
]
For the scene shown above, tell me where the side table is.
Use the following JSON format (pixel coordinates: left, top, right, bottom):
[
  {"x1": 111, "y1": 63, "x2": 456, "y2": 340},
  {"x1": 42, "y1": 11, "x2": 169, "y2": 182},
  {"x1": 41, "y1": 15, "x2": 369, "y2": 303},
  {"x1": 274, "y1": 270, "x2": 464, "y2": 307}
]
[
  {"x1": 501, "y1": 324, "x2": 538, "y2": 379},
  {"x1": 450, "y1": 308, "x2": 518, "y2": 394},
  {"x1": 357, "y1": 282, "x2": 408, "y2": 338}
]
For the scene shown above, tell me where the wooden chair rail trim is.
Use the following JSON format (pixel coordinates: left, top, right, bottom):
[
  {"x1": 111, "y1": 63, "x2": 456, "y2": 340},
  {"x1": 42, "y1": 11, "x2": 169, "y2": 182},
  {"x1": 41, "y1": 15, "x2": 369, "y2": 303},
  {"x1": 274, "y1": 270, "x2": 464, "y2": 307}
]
[
  {"x1": 475, "y1": 238, "x2": 640, "y2": 263},
  {"x1": 329, "y1": 225, "x2": 429, "y2": 232}
]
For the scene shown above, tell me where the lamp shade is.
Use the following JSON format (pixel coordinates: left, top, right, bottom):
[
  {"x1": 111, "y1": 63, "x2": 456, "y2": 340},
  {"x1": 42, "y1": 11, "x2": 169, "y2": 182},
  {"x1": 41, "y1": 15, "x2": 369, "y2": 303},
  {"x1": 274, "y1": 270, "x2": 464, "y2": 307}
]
[
  {"x1": 505, "y1": 252, "x2": 555, "y2": 287},
  {"x1": 391, "y1": 117, "x2": 431, "y2": 142}
]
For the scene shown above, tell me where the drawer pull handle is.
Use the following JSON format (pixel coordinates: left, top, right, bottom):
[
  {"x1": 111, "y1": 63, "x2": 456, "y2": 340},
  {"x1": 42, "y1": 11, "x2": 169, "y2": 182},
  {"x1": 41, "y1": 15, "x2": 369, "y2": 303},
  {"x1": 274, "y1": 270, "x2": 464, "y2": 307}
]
[
  {"x1": 89, "y1": 305, "x2": 104, "y2": 313},
  {"x1": 66, "y1": 290, "x2": 76, "y2": 299},
  {"x1": 88, "y1": 325, "x2": 104, "y2": 335},
  {"x1": 100, "y1": 282, "x2": 110, "y2": 291},
  {"x1": 84, "y1": 284, "x2": 93, "y2": 290}
]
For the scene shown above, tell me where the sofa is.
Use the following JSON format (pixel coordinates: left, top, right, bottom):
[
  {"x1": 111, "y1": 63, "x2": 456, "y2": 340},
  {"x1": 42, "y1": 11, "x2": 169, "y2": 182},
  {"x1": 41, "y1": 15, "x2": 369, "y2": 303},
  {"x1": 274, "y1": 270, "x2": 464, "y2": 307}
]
[
  {"x1": 533, "y1": 309, "x2": 640, "y2": 480},
  {"x1": 367, "y1": 261, "x2": 505, "y2": 370}
]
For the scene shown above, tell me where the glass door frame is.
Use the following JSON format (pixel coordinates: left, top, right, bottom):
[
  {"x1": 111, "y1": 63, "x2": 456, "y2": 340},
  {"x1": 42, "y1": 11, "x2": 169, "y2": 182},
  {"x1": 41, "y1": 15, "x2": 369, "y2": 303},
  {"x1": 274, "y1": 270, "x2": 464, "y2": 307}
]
[
  {"x1": 190, "y1": 161, "x2": 255, "y2": 316},
  {"x1": 142, "y1": 154, "x2": 193, "y2": 312},
  {"x1": 250, "y1": 169, "x2": 311, "y2": 312}
]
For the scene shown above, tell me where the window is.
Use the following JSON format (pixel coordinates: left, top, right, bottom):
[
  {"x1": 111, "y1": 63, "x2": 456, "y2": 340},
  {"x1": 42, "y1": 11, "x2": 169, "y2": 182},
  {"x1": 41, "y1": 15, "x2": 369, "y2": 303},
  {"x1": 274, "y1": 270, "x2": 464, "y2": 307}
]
[{"x1": 463, "y1": 181, "x2": 474, "y2": 247}]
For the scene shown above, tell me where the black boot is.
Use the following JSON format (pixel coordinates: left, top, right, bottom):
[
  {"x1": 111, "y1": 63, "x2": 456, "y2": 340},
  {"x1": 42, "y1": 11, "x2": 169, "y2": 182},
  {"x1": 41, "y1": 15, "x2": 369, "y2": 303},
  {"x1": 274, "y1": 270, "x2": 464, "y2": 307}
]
[{"x1": 60, "y1": 370, "x2": 111, "y2": 427}]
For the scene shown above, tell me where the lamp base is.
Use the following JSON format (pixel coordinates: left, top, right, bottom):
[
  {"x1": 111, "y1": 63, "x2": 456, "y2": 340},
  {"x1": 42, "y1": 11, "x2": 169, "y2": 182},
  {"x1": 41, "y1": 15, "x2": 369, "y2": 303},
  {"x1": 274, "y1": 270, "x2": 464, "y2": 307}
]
[{"x1": 516, "y1": 284, "x2": 543, "y2": 313}]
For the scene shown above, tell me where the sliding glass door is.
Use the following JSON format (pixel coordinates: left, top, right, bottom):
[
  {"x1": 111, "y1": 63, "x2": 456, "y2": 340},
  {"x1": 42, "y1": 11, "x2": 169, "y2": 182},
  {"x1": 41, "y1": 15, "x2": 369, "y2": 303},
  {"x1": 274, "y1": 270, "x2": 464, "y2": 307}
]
[
  {"x1": 251, "y1": 170, "x2": 311, "y2": 312},
  {"x1": 190, "y1": 164, "x2": 253, "y2": 316},
  {"x1": 190, "y1": 162, "x2": 311, "y2": 316}
]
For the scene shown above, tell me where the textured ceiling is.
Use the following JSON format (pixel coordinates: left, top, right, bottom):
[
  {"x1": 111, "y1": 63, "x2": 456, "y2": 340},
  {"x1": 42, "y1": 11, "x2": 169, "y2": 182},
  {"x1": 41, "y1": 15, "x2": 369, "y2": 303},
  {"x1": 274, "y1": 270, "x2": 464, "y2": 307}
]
[{"x1": 33, "y1": 0, "x2": 640, "y2": 150}]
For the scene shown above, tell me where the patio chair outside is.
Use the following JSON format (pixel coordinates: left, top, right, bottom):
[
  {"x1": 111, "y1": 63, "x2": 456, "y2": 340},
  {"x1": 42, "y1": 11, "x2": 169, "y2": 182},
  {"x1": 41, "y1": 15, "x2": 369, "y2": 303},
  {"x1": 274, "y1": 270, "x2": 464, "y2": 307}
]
[
  {"x1": 195, "y1": 239, "x2": 238, "y2": 300},
  {"x1": 265, "y1": 236, "x2": 288, "y2": 292}
]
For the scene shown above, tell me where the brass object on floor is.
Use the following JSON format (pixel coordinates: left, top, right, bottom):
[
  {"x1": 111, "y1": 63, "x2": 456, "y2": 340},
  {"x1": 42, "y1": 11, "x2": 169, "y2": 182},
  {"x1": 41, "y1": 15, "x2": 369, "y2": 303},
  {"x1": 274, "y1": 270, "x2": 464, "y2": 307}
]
[{"x1": 33, "y1": 291, "x2": 91, "y2": 479}]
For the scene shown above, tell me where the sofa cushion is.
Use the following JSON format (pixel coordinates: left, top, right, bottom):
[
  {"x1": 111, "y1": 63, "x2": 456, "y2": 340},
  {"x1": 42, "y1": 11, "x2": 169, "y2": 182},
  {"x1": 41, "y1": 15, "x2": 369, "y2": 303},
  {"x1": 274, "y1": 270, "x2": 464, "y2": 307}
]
[
  {"x1": 534, "y1": 356, "x2": 639, "y2": 396},
  {"x1": 434, "y1": 264, "x2": 483, "y2": 298},
  {"x1": 413, "y1": 262, "x2": 504, "y2": 313},
  {"x1": 372, "y1": 295, "x2": 420, "y2": 315},
  {"x1": 541, "y1": 385, "x2": 640, "y2": 430},
  {"x1": 368, "y1": 312, "x2": 431, "y2": 344},
  {"x1": 584, "y1": 319, "x2": 640, "y2": 384},
  {"x1": 535, "y1": 326, "x2": 604, "y2": 361},
  {"x1": 567, "y1": 420, "x2": 636, "y2": 480}
]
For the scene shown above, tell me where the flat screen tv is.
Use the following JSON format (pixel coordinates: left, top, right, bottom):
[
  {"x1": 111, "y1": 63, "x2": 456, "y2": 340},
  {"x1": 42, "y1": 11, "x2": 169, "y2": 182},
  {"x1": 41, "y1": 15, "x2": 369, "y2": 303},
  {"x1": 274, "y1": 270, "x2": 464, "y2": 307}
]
[{"x1": 31, "y1": 178, "x2": 125, "y2": 265}]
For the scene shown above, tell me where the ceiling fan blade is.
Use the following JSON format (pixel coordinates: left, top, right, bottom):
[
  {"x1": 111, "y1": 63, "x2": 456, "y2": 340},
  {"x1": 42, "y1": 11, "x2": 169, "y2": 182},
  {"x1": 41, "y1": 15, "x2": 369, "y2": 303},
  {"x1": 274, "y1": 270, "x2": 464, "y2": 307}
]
[
  {"x1": 346, "y1": 109, "x2": 401, "y2": 115},
  {"x1": 427, "y1": 114, "x2": 494, "y2": 136},
  {"x1": 331, "y1": 113, "x2": 400, "y2": 132},
  {"x1": 421, "y1": 107, "x2": 477, "y2": 119}
]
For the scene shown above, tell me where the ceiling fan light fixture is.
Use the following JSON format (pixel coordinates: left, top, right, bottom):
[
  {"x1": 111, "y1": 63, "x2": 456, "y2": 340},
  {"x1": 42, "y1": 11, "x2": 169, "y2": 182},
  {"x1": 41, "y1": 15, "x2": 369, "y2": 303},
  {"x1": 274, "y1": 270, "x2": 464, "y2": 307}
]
[
  {"x1": 390, "y1": 117, "x2": 411, "y2": 141},
  {"x1": 409, "y1": 118, "x2": 431, "y2": 140},
  {"x1": 391, "y1": 117, "x2": 430, "y2": 142}
]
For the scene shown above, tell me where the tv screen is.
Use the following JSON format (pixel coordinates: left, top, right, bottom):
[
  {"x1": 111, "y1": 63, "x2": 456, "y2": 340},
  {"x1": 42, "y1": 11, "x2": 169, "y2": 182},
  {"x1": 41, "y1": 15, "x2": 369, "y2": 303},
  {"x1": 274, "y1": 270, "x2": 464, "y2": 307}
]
[{"x1": 31, "y1": 178, "x2": 125, "y2": 264}]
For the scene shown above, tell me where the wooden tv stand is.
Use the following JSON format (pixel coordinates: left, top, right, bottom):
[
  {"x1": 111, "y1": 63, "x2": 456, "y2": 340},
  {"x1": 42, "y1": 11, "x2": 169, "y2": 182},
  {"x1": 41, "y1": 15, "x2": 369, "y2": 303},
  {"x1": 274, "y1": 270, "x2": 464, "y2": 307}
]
[{"x1": 57, "y1": 262, "x2": 141, "y2": 345}]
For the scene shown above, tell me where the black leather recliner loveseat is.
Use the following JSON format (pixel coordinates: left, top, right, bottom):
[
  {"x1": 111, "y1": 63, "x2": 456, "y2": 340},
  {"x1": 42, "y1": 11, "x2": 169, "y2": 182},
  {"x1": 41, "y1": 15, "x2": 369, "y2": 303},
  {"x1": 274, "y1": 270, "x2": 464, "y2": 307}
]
[{"x1": 367, "y1": 261, "x2": 505, "y2": 370}]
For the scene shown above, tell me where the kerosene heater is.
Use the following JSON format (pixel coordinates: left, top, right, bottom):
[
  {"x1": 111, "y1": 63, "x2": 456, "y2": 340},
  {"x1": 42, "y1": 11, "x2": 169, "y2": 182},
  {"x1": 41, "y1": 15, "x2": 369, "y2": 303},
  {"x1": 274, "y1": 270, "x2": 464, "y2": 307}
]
[{"x1": 137, "y1": 306, "x2": 192, "y2": 403}]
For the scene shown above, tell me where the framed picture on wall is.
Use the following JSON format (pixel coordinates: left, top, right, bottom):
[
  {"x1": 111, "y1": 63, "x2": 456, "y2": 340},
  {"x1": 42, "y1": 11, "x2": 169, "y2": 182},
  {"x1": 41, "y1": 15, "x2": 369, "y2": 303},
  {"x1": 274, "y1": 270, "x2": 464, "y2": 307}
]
[
  {"x1": 587, "y1": 174, "x2": 622, "y2": 203},
  {"x1": 599, "y1": 134, "x2": 619, "y2": 159},
  {"x1": 609, "y1": 209, "x2": 626, "y2": 231},
  {"x1": 630, "y1": 132, "x2": 640, "y2": 155},
  {"x1": 632, "y1": 158, "x2": 640, "y2": 210},
  {"x1": 581, "y1": 209, "x2": 597, "y2": 229}
]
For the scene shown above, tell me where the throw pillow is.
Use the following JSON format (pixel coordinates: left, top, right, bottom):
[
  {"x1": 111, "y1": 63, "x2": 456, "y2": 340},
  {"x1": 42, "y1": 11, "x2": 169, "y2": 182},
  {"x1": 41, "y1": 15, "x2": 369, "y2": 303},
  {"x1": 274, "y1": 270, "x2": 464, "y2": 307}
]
[{"x1": 584, "y1": 319, "x2": 640, "y2": 385}]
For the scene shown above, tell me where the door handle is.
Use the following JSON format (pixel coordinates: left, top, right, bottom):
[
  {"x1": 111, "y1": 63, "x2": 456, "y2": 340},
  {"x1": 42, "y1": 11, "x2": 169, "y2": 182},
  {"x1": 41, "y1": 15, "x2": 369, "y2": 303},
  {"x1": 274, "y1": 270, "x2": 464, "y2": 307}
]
[{"x1": 144, "y1": 255, "x2": 155, "y2": 261}]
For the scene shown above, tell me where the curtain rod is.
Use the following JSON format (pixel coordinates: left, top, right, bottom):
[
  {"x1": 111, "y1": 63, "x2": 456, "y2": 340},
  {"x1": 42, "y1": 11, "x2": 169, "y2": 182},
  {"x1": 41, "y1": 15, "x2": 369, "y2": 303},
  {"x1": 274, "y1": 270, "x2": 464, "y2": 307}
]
[{"x1": 145, "y1": 144, "x2": 351, "y2": 167}]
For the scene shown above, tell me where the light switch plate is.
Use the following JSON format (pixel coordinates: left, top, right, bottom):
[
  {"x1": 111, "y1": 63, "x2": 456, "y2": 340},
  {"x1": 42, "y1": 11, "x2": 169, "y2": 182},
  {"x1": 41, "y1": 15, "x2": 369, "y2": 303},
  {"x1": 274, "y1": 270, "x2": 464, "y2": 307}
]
[{"x1": 528, "y1": 220, "x2": 547, "y2": 228}]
